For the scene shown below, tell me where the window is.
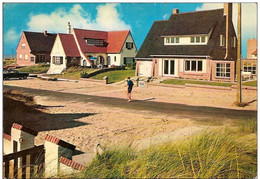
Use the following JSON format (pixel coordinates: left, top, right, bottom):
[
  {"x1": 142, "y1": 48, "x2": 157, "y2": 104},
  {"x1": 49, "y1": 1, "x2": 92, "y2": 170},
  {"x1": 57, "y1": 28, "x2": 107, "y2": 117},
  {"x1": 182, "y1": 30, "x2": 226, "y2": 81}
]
[
  {"x1": 114, "y1": 56, "x2": 116, "y2": 62},
  {"x1": 19, "y1": 54, "x2": 22, "y2": 60},
  {"x1": 85, "y1": 38, "x2": 104, "y2": 46},
  {"x1": 36, "y1": 54, "x2": 46, "y2": 63},
  {"x1": 107, "y1": 56, "x2": 111, "y2": 65},
  {"x1": 31, "y1": 57, "x2": 34, "y2": 62},
  {"x1": 233, "y1": 37, "x2": 236, "y2": 48},
  {"x1": 25, "y1": 54, "x2": 28, "y2": 60},
  {"x1": 22, "y1": 43, "x2": 25, "y2": 49},
  {"x1": 53, "y1": 56, "x2": 63, "y2": 65},
  {"x1": 165, "y1": 37, "x2": 180, "y2": 44},
  {"x1": 126, "y1": 42, "x2": 133, "y2": 49},
  {"x1": 216, "y1": 63, "x2": 231, "y2": 78},
  {"x1": 185, "y1": 60, "x2": 203, "y2": 72},
  {"x1": 163, "y1": 60, "x2": 175, "y2": 75},
  {"x1": 190, "y1": 36, "x2": 207, "y2": 44},
  {"x1": 220, "y1": 35, "x2": 226, "y2": 47},
  {"x1": 243, "y1": 62, "x2": 257, "y2": 75}
]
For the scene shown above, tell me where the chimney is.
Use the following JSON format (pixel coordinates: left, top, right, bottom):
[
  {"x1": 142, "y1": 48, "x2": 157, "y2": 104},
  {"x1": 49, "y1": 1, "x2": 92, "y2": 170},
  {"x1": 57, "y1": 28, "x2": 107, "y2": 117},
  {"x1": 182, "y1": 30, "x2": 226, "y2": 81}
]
[
  {"x1": 224, "y1": 3, "x2": 232, "y2": 59},
  {"x1": 172, "y1": 9, "x2": 179, "y2": 14},
  {"x1": 67, "y1": 22, "x2": 71, "y2": 34},
  {"x1": 43, "y1": 30, "x2": 48, "y2": 36}
]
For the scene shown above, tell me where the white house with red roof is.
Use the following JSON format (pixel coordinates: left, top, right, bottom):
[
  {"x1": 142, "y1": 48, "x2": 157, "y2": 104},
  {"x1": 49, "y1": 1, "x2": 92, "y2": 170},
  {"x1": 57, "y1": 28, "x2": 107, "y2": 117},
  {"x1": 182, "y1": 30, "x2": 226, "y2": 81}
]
[{"x1": 48, "y1": 23, "x2": 137, "y2": 74}]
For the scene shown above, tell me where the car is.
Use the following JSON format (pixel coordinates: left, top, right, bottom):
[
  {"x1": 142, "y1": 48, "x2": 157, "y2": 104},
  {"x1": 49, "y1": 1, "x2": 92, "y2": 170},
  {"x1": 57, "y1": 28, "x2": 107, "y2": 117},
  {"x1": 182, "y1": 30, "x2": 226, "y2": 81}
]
[{"x1": 3, "y1": 69, "x2": 29, "y2": 80}]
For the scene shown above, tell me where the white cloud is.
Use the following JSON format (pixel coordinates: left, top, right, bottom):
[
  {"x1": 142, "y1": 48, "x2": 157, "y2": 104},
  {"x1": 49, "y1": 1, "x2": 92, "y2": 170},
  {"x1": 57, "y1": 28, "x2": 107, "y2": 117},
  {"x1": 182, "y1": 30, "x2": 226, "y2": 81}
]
[
  {"x1": 163, "y1": 13, "x2": 170, "y2": 20},
  {"x1": 27, "y1": 3, "x2": 131, "y2": 33},
  {"x1": 4, "y1": 29, "x2": 19, "y2": 43},
  {"x1": 196, "y1": 3, "x2": 257, "y2": 39}
]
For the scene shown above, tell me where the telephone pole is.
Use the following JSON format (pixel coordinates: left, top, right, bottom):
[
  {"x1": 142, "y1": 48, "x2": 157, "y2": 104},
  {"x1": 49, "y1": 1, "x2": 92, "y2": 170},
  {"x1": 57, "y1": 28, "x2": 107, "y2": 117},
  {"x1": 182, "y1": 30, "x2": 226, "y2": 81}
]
[{"x1": 236, "y1": 3, "x2": 242, "y2": 104}]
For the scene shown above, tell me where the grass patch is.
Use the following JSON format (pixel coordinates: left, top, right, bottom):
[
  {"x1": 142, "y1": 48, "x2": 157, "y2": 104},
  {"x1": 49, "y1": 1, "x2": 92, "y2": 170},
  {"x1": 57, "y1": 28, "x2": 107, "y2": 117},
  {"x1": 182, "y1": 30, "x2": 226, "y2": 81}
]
[
  {"x1": 4, "y1": 58, "x2": 16, "y2": 67},
  {"x1": 81, "y1": 130, "x2": 256, "y2": 178},
  {"x1": 242, "y1": 80, "x2": 257, "y2": 87},
  {"x1": 91, "y1": 70, "x2": 135, "y2": 83},
  {"x1": 162, "y1": 79, "x2": 233, "y2": 87},
  {"x1": 18, "y1": 64, "x2": 50, "y2": 74},
  {"x1": 49, "y1": 66, "x2": 98, "y2": 80}
]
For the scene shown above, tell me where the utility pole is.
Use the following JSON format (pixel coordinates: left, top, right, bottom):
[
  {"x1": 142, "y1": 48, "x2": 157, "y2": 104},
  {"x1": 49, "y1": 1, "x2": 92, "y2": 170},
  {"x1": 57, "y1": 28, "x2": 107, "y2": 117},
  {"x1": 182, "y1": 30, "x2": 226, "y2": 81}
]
[{"x1": 236, "y1": 3, "x2": 242, "y2": 104}]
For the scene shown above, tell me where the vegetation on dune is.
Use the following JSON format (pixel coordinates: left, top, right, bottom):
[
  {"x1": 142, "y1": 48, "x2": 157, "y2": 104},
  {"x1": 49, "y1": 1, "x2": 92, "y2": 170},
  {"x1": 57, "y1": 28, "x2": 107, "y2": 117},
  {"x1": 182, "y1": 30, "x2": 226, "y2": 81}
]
[
  {"x1": 91, "y1": 70, "x2": 135, "y2": 83},
  {"x1": 80, "y1": 129, "x2": 256, "y2": 178},
  {"x1": 242, "y1": 80, "x2": 257, "y2": 87},
  {"x1": 18, "y1": 64, "x2": 50, "y2": 74},
  {"x1": 162, "y1": 79, "x2": 234, "y2": 87},
  {"x1": 3, "y1": 58, "x2": 16, "y2": 67}
]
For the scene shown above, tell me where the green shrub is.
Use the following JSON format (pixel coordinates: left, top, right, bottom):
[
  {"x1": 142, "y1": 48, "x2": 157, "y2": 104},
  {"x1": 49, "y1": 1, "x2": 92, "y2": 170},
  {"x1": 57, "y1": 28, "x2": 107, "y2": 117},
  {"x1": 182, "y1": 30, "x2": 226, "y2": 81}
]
[{"x1": 80, "y1": 71, "x2": 88, "y2": 78}]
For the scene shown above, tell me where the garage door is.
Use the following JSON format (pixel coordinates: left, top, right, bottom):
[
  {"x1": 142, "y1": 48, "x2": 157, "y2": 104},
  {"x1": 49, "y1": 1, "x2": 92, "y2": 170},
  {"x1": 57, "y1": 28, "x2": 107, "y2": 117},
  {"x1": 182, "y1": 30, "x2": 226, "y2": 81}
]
[{"x1": 139, "y1": 61, "x2": 152, "y2": 77}]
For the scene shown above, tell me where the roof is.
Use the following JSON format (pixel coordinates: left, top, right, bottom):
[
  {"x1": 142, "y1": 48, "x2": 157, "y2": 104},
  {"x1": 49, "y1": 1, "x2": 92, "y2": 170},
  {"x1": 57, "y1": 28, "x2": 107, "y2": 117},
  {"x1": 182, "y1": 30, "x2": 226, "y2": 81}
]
[
  {"x1": 59, "y1": 34, "x2": 81, "y2": 57},
  {"x1": 252, "y1": 49, "x2": 257, "y2": 55},
  {"x1": 73, "y1": 28, "x2": 108, "y2": 53},
  {"x1": 23, "y1": 31, "x2": 57, "y2": 53},
  {"x1": 12, "y1": 123, "x2": 38, "y2": 136},
  {"x1": 162, "y1": 9, "x2": 224, "y2": 36},
  {"x1": 45, "y1": 134, "x2": 76, "y2": 151},
  {"x1": 136, "y1": 8, "x2": 236, "y2": 60},
  {"x1": 73, "y1": 28, "x2": 130, "y2": 54},
  {"x1": 107, "y1": 31, "x2": 130, "y2": 53},
  {"x1": 3, "y1": 133, "x2": 11, "y2": 141},
  {"x1": 60, "y1": 156, "x2": 86, "y2": 171}
]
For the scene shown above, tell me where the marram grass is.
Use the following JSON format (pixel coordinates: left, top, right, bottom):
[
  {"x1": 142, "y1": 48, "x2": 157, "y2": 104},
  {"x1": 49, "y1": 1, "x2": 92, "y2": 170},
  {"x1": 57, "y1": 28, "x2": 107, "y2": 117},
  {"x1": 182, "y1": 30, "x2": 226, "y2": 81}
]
[{"x1": 82, "y1": 130, "x2": 256, "y2": 178}]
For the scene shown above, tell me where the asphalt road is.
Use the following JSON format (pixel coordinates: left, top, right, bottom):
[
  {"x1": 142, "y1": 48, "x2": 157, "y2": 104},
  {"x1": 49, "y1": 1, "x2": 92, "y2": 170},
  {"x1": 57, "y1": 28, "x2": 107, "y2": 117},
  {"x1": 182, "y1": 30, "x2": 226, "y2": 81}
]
[{"x1": 4, "y1": 85, "x2": 257, "y2": 122}]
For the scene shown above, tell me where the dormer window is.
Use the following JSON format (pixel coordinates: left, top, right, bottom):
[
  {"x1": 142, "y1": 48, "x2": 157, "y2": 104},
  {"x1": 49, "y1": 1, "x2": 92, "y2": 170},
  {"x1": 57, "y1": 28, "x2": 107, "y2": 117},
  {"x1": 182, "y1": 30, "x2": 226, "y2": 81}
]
[
  {"x1": 165, "y1": 37, "x2": 180, "y2": 45},
  {"x1": 85, "y1": 38, "x2": 104, "y2": 46},
  {"x1": 190, "y1": 36, "x2": 207, "y2": 44}
]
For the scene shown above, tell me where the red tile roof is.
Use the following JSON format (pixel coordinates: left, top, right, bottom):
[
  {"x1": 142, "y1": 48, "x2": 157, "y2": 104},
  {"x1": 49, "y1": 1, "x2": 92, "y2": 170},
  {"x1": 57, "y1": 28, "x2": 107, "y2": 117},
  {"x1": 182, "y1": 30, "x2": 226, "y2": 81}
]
[
  {"x1": 60, "y1": 156, "x2": 86, "y2": 171},
  {"x1": 73, "y1": 28, "x2": 108, "y2": 53},
  {"x1": 73, "y1": 28, "x2": 130, "y2": 54},
  {"x1": 107, "y1": 31, "x2": 129, "y2": 53},
  {"x1": 3, "y1": 133, "x2": 11, "y2": 141},
  {"x1": 12, "y1": 123, "x2": 38, "y2": 136},
  {"x1": 59, "y1": 34, "x2": 81, "y2": 57},
  {"x1": 252, "y1": 49, "x2": 257, "y2": 55},
  {"x1": 45, "y1": 134, "x2": 76, "y2": 151}
]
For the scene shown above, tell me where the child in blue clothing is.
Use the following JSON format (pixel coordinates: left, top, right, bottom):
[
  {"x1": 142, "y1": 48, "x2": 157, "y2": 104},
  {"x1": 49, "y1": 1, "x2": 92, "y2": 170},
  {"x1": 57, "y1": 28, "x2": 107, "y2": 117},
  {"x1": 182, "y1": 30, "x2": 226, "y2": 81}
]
[{"x1": 126, "y1": 77, "x2": 134, "y2": 102}]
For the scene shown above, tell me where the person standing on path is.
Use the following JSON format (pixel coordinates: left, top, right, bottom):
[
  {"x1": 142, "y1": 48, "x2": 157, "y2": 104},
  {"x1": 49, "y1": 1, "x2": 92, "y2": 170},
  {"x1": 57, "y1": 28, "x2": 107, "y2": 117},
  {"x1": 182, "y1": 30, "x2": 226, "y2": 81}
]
[{"x1": 126, "y1": 77, "x2": 134, "y2": 102}]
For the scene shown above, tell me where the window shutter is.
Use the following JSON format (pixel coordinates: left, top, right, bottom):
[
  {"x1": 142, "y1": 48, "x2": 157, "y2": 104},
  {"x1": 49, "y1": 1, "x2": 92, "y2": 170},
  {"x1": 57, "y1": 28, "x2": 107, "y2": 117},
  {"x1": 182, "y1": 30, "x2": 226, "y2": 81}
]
[{"x1": 61, "y1": 57, "x2": 63, "y2": 64}]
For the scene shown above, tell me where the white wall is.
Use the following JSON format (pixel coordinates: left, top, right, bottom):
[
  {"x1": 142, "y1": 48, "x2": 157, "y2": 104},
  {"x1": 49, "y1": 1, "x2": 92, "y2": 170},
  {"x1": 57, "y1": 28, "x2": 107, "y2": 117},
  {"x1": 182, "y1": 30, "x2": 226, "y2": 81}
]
[
  {"x1": 3, "y1": 138, "x2": 12, "y2": 155},
  {"x1": 45, "y1": 141, "x2": 59, "y2": 178},
  {"x1": 164, "y1": 36, "x2": 208, "y2": 46},
  {"x1": 48, "y1": 35, "x2": 67, "y2": 74},
  {"x1": 120, "y1": 33, "x2": 138, "y2": 65},
  {"x1": 107, "y1": 53, "x2": 121, "y2": 66}
]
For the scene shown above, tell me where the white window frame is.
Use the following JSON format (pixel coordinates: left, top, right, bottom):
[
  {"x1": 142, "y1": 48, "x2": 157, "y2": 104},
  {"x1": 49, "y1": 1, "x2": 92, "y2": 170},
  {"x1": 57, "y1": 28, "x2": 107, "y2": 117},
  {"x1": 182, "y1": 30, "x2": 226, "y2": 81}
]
[
  {"x1": 190, "y1": 36, "x2": 207, "y2": 44},
  {"x1": 163, "y1": 59, "x2": 176, "y2": 76},
  {"x1": 164, "y1": 37, "x2": 180, "y2": 45},
  {"x1": 54, "y1": 56, "x2": 63, "y2": 65},
  {"x1": 184, "y1": 60, "x2": 203, "y2": 72},
  {"x1": 215, "y1": 63, "x2": 231, "y2": 78}
]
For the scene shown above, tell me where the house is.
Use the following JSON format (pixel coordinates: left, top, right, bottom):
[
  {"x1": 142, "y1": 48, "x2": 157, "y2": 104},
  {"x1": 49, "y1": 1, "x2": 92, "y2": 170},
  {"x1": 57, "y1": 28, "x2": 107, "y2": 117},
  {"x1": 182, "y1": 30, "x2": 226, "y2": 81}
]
[
  {"x1": 47, "y1": 23, "x2": 137, "y2": 74},
  {"x1": 242, "y1": 39, "x2": 257, "y2": 78},
  {"x1": 16, "y1": 31, "x2": 57, "y2": 66},
  {"x1": 135, "y1": 3, "x2": 237, "y2": 82}
]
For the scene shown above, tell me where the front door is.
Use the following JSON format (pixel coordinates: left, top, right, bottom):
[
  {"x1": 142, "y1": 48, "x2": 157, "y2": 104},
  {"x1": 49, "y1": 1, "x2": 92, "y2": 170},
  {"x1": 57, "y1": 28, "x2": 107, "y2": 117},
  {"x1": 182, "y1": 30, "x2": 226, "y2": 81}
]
[{"x1": 163, "y1": 59, "x2": 175, "y2": 75}]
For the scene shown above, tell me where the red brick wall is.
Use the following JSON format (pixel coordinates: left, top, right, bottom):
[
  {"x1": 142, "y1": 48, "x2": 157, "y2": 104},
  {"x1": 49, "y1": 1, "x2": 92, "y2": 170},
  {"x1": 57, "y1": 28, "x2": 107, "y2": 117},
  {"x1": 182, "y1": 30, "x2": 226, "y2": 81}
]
[
  {"x1": 211, "y1": 60, "x2": 235, "y2": 82},
  {"x1": 152, "y1": 59, "x2": 159, "y2": 76},
  {"x1": 16, "y1": 32, "x2": 35, "y2": 66}
]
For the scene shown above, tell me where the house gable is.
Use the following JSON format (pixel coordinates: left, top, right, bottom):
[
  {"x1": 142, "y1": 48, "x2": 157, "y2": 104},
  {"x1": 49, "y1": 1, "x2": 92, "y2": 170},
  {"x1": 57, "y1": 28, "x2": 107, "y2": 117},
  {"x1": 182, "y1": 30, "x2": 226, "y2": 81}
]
[{"x1": 51, "y1": 35, "x2": 66, "y2": 57}]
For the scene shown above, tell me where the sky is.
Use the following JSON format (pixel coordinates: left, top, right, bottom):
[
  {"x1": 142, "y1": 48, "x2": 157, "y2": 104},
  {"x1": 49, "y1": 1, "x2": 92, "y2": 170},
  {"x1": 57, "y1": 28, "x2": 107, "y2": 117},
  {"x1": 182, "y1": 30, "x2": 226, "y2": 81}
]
[{"x1": 3, "y1": 2, "x2": 258, "y2": 58}]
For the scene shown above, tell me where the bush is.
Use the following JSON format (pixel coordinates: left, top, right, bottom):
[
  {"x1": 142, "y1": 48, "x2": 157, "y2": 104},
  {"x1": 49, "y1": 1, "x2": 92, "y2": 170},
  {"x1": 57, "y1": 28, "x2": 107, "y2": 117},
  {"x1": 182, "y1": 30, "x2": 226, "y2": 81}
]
[{"x1": 80, "y1": 71, "x2": 88, "y2": 78}]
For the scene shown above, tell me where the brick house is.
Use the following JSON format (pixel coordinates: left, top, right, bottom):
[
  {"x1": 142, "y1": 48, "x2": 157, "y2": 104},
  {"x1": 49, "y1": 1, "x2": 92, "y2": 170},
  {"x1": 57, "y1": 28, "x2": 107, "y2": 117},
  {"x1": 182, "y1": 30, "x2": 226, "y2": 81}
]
[
  {"x1": 16, "y1": 31, "x2": 57, "y2": 66},
  {"x1": 242, "y1": 39, "x2": 257, "y2": 78},
  {"x1": 135, "y1": 3, "x2": 237, "y2": 82},
  {"x1": 48, "y1": 23, "x2": 137, "y2": 74}
]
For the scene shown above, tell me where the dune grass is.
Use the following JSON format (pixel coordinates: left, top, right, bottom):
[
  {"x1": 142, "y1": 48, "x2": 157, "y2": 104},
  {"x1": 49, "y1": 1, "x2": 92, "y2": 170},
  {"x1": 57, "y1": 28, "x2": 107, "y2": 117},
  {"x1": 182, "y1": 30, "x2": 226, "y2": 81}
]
[
  {"x1": 4, "y1": 58, "x2": 16, "y2": 67},
  {"x1": 162, "y1": 79, "x2": 234, "y2": 87},
  {"x1": 80, "y1": 129, "x2": 256, "y2": 178},
  {"x1": 18, "y1": 64, "x2": 50, "y2": 74},
  {"x1": 242, "y1": 80, "x2": 257, "y2": 87},
  {"x1": 91, "y1": 70, "x2": 135, "y2": 83}
]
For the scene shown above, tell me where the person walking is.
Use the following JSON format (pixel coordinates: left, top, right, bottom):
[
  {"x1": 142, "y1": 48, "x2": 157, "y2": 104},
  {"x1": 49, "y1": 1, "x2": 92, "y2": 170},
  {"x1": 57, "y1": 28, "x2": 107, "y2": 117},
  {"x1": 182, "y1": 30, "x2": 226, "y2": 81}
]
[{"x1": 126, "y1": 77, "x2": 134, "y2": 102}]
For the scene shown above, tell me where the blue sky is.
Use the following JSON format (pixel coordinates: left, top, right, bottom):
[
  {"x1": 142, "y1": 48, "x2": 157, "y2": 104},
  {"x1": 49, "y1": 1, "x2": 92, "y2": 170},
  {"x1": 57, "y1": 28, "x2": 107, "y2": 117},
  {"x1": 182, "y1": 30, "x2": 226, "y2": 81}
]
[{"x1": 3, "y1": 3, "x2": 257, "y2": 58}]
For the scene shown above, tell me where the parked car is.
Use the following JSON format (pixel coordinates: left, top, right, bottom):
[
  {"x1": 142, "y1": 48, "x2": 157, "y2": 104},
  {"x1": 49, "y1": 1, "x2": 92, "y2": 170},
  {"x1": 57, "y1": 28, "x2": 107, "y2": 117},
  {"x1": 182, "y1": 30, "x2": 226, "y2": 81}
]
[{"x1": 3, "y1": 69, "x2": 29, "y2": 80}]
